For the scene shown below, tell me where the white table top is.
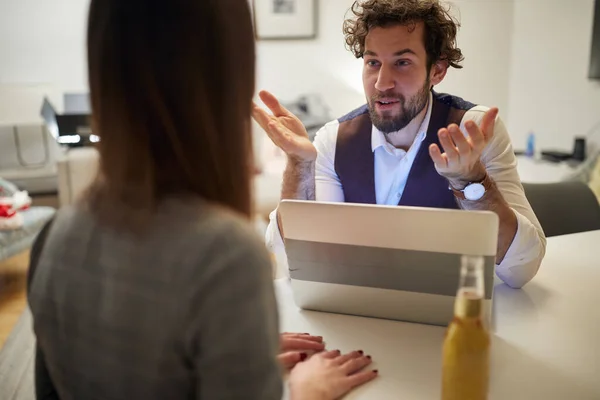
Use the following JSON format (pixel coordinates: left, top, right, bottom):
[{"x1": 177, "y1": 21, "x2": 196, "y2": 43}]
[
  {"x1": 516, "y1": 155, "x2": 578, "y2": 183},
  {"x1": 275, "y1": 230, "x2": 600, "y2": 399}
]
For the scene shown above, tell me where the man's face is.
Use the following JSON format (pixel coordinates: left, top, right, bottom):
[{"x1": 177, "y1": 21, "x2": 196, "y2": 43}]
[{"x1": 362, "y1": 23, "x2": 433, "y2": 133}]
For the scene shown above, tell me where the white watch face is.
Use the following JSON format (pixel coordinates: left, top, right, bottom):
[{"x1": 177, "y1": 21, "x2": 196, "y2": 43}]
[{"x1": 464, "y1": 183, "x2": 485, "y2": 200}]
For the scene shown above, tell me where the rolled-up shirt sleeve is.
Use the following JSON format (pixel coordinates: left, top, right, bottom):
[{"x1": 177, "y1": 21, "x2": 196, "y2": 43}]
[
  {"x1": 463, "y1": 108, "x2": 546, "y2": 288},
  {"x1": 496, "y1": 209, "x2": 546, "y2": 288},
  {"x1": 264, "y1": 120, "x2": 344, "y2": 265},
  {"x1": 265, "y1": 208, "x2": 285, "y2": 256}
]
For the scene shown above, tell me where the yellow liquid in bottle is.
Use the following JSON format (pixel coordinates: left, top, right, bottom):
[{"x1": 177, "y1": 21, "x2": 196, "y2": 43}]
[{"x1": 441, "y1": 290, "x2": 490, "y2": 400}]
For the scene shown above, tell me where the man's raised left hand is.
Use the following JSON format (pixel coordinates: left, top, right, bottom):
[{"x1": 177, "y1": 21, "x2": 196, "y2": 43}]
[{"x1": 428, "y1": 107, "x2": 499, "y2": 189}]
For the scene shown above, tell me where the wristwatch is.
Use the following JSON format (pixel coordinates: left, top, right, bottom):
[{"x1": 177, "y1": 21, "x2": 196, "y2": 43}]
[{"x1": 449, "y1": 174, "x2": 492, "y2": 201}]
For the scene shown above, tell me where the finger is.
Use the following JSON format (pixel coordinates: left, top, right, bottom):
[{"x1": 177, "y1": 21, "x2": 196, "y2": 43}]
[
  {"x1": 281, "y1": 333, "x2": 324, "y2": 343},
  {"x1": 267, "y1": 121, "x2": 315, "y2": 159},
  {"x1": 281, "y1": 338, "x2": 326, "y2": 352},
  {"x1": 428, "y1": 143, "x2": 448, "y2": 168},
  {"x1": 448, "y1": 124, "x2": 471, "y2": 156},
  {"x1": 464, "y1": 119, "x2": 485, "y2": 151},
  {"x1": 333, "y1": 350, "x2": 363, "y2": 365},
  {"x1": 265, "y1": 120, "x2": 294, "y2": 150},
  {"x1": 480, "y1": 107, "x2": 499, "y2": 142},
  {"x1": 281, "y1": 332, "x2": 312, "y2": 336},
  {"x1": 278, "y1": 352, "x2": 307, "y2": 369},
  {"x1": 251, "y1": 102, "x2": 274, "y2": 132},
  {"x1": 259, "y1": 90, "x2": 292, "y2": 117},
  {"x1": 342, "y1": 355, "x2": 373, "y2": 375},
  {"x1": 345, "y1": 369, "x2": 379, "y2": 389},
  {"x1": 438, "y1": 128, "x2": 459, "y2": 164},
  {"x1": 319, "y1": 349, "x2": 342, "y2": 359}
]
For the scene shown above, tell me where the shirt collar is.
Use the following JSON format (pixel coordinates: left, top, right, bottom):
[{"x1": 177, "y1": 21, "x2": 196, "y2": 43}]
[{"x1": 371, "y1": 91, "x2": 433, "y2": 152}]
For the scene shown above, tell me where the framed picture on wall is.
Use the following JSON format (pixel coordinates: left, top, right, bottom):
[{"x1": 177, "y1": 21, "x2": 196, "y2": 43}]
[{"x1": 253, "y1": 0, "x2": 318, "y2": 40}]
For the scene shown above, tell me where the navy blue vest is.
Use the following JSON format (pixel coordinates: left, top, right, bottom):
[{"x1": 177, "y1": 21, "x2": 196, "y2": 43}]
[{"x1": 334, "y1": 91, "x2": 476, "y2": 209}]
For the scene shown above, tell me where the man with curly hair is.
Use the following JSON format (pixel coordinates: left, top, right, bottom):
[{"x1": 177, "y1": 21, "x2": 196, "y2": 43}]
[{"x1": 253, "y1": 0, "x2": 545, "y2": 289}]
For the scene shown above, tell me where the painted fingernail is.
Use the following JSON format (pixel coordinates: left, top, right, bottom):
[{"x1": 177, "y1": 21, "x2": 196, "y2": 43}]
[
  {"x1": 373, "y1": 369, "x2": 379, "y2": 374},
  {"x1": 300, "y1": 353, "x2": 308, "y2": 361},
  {"x1": 358, "y1": 350, "x2": 364, "y2": 355},
  {"x1": 367, "y1": 355, "x2": 372, "y2": 359}
]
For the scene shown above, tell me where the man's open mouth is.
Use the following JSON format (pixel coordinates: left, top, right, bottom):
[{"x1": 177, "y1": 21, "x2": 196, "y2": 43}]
[{"x1": 375, "y1": 99, "x2": 400, "y2": 111}]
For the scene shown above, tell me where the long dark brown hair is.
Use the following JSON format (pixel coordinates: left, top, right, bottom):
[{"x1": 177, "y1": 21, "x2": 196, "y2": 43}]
[
  {"x1": 343, "y1": 0, "x2": 464, "y2": 70},
  {"x1": 85, "y1": 0, "x2": 256, "y2": 227}
]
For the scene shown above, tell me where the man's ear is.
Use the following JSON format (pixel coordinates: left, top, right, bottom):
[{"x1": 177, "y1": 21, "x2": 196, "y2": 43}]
[{"x1": 429, "y1": 60, "x2": 448, "y2": 87}]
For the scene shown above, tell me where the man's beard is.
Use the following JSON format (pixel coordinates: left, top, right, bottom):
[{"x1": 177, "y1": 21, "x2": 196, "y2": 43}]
[{"x1": 368, "y1": 78, "x2": 430, "y2": 134}]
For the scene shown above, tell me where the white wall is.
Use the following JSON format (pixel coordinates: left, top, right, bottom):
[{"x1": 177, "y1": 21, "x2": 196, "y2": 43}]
[
  {"x1": 256, "y1": 0, "x2": 364, "y2": 118},
  {"x1": 436, "y1": 0, "x2": 514, "y2": 121},
  {"x1": 0, "y1": 0, "x2": 88, "y2": 93},
  {"x1": 507, "y1": 0, "x2": 600, "y2": 152},
  {"x1": 0, "y1": 0, "x2": 88, "y2": 123}
]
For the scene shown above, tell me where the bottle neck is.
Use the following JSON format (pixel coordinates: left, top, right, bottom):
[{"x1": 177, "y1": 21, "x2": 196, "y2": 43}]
[
  {"x1": 454, "y1": 289, "x2": 483, "y2": 319},
  {"x1": 454, "y1": 256, "x2": 485, "y2": 319}
]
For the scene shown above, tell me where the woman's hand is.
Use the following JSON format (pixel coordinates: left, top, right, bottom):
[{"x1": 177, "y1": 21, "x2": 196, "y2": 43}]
[
  {"x1": 289, "y1": 350, "x2": 378, "y2": 400},
  {"x1": 278, "y1": 332, "x2": 326, "y2": 370}
]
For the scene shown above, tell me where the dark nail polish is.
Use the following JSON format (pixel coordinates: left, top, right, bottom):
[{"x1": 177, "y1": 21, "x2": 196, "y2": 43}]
[
  {"x1": 373, "y1": 369, "x2": 379, "y2": 374},
  {"x1": 358, "y1": 350, "x2": 364, "y2": 355},
  {"x1": 300, "y1": 353, "x2": 308, "y2": 361},
  {"x1": 367, "y1": 355, "x2": 371, "y2": 359}
]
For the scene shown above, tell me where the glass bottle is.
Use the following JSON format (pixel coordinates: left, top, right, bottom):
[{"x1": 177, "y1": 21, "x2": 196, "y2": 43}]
[{"x1": 441, "y1": 255, "x2": 490, "y2": 400}]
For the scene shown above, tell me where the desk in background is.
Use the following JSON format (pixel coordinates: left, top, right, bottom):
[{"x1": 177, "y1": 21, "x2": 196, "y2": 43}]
[
  {"x1": 516, "y1": 155, "x2": 579, "y2": 183},
  {"x1": 275, "y1": 230, "x2": 600, "y2": 399}
]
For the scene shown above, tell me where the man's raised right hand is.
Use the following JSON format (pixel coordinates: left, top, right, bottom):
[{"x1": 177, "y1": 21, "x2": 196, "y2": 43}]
[{"x1": 252, "y1": 90, "x2": 317, "y2": 163}]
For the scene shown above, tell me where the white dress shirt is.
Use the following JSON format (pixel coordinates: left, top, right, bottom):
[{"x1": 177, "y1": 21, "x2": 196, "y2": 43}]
[{"x1": 266, "y1": 95, "x2": 546, "y2": 288}]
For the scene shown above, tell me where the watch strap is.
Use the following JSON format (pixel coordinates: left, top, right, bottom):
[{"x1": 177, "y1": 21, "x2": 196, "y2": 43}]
[{"x1": 450, "y1": 173, "x2": 492, "y2": 200}]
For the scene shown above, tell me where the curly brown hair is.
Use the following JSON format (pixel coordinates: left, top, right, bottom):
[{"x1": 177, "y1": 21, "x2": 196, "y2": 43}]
[{"x1": 343, "y1": 0, "x2": 464, "y2": 70}]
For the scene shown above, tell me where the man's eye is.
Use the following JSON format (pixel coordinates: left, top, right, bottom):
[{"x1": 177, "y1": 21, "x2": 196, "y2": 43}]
[
  {"x1": 396, "y1": 60, "x2": 411, "y2": 66},
  {"x1": 366, "y1": 60, "x2": 380, "y2": 67}
]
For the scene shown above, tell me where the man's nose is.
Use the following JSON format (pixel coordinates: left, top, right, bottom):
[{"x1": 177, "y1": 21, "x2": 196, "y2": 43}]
[{"x1": 374, "y1": 66, "x2": 395, "y2": 92}]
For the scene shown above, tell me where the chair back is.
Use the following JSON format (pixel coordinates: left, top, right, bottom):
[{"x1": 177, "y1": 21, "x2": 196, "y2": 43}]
[{"x1": 523, "y1": 181, "x2": 600, "y2": 237}]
